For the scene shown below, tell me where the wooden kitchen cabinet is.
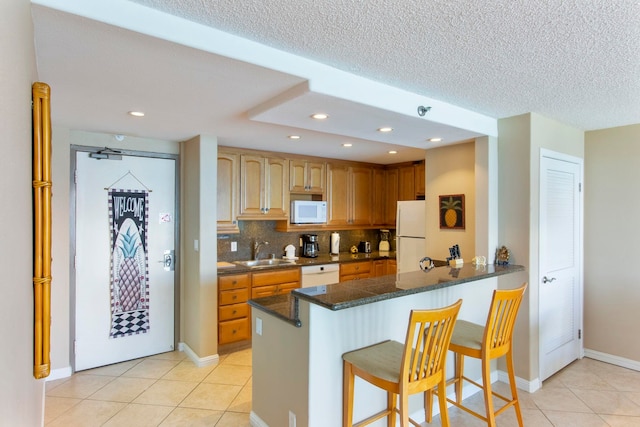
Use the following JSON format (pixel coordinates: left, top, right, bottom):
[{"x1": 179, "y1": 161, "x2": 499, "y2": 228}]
[
  {"x1": 373, "y1": 259, "x2": 397, "y2": 277},
  {"x1": 385, "y1": 168, "x2": 399, "y2": 226},
  {"x1": 340, "y1": 260, "x2": 372, "y2": 282},
  {"x1": 398, "y1": 164, "x2": 416, "y2": 201},
  {"x1": 290, "y1": 159, "x2": 325, "y2": 194},
  {"x1": 326, "y1": 163, "x2": 372, "y2": 226},
  {"x1": 217, "y1": 151, "x2": 240, "y2": 234},
  {"x1": 251, "y1": 268, "x2": 301, "y2": 298},
  {"x1": 239, "y1": 154, "x2": 289, "y2": 219},
  {"x1": 414, "y1": 162, "x2": 425, "y2": 198},
  {"x1": 218, "y1": 273, "x2": 251, "y2": 345}
]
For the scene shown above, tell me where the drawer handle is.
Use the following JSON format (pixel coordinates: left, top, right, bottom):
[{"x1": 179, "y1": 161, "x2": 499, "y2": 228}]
[
  {"x1": 232, "y1": 295, "x2": 237, "y2": 300},
  {"x1": 232, "y1": 280, "x2": 237, "y2": 285},
  {"x1": 232, "y1": 310, "x2": 237, "y2": 315},
  {"x1": 232, "y1": 329, "x2": 237, "y2": 334}
]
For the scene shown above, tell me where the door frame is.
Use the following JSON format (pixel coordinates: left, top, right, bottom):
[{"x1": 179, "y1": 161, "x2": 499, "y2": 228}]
[
  {"x1": 70, "y1": 145, "x2": 181, "y2": 371},
  {"x1": 538, "y1": 148, "x2": 584, "y2": 381}
]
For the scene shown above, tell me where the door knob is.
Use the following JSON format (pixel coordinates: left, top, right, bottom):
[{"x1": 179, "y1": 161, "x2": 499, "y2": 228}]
[{"x1": 542, "y1": 276, "x2": 556, "y2": 284}]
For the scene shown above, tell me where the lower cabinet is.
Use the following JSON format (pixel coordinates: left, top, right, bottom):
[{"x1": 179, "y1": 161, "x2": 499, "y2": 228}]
[
  {"x1": 340, "y1": 260, "x2": 372, "y2": 282},
  {"x1": 218, "y1": 273, "x2": 251, "y2": 345},
  {"x1": 251, "y1": 268, "x2": 301, "y2": 298}
]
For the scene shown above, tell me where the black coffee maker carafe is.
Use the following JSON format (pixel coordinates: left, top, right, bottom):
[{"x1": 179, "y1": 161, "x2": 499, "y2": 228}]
[{"x1": 302, "y1": 234, "x2": 319, "y2": 258}]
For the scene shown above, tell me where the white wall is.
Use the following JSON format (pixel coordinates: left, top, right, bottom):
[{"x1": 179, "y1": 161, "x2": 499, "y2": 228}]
[
  {"x1": 584, "y1": 124, "x2": 640, "y2": 365},
  {"x1": 0, "y1": 0, "x2": 45, "y2": 424}
]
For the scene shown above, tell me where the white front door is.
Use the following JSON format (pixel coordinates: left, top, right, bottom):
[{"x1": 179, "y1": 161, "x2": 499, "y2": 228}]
[
  {"x1": 539, "y1": 150, "x2": 583, "y2": 381},
  {"x1": 74, "y1": 150, "x2": 177, "y2": 371}
]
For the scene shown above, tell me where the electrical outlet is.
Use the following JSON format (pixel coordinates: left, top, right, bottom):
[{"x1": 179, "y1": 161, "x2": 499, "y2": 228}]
[
  {"x1": 289, "y1": 410, "x2": 296, "y2": 427},
  {"x1": 256, "y1": 317, "x2": 262, "y2": 336},
  {"x1": 231, "y1": 241, "x2": 237, "y2": 252}
]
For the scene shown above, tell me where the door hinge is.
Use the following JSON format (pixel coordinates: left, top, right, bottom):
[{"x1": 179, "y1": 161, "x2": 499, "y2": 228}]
[
  {"x1": 74, "y1": 169, "x2": 78, "y2": 184},
  {"x1": 73, "y1": 340, "x2": 77, "y2": 355},
  {"x1": 579, "y1": 182, "x2": 582, "y2": 192},
  {"x1": 578, "y1": 329, "x2": 582, "y2": 339}
]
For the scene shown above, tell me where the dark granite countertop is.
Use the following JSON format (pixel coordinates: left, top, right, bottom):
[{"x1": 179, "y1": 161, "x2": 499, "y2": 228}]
[
  {"x1": 248, "y1": 263, "x2": 524, "y2": 327},
  {"x1": 218, "y1": 251, "x2": 396, "y2": 275}
]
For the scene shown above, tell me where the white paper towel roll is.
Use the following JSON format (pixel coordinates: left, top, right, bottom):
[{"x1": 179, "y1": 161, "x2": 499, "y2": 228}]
[{"x1": 330, "y1": 232, "x2": 340, "y2": 254}]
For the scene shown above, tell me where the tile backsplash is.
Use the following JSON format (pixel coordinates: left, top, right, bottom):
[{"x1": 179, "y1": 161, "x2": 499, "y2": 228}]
[{"x1": 217, "y1": 221, "x2": 396, "y2": 262}]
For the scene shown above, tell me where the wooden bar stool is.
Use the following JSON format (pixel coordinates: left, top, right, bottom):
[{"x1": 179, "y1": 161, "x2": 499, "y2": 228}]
[
  {"x1": 342, "y1": 299, "x2": 462, "y2": 427},
  {"x1": 429, "y1": 284, "x2": 527, "y2": 427}
]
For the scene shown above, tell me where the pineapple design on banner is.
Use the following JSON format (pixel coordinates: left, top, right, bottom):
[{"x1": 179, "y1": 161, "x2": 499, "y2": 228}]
[
  {"x1": 439, "y1": 194, "x2": 465, "y2": 229},
  {"x1": 108, "y1": 189, "x2": 150, "y2": 338}
]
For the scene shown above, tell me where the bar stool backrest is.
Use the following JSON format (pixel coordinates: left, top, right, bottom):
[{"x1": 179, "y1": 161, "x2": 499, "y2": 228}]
[{"x1": 483, "y1": 285, "x2": 527, "y2": 360}]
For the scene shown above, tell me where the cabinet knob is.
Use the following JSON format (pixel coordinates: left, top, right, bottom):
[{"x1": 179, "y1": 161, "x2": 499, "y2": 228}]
[
  {"x1": 232, "y1": 295, "x2": 237, "y2": 300},
  {"x1": 232, "y1": 310, "x2": 237, "y2": 315},
  {"x1": 232, "y1": 280, "x2": 237, "y2": 285},
  {"x1": 232, "y1": 329, "x2": 237, "y2": 334}
]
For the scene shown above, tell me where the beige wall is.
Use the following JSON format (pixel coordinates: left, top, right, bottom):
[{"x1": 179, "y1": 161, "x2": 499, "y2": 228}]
[
  {"x1": 180, "y1": 136, "x2": 218, "y2": 358},
  {"x1": 425, "y1": 141, "x2": 476, "y2": 260},
  {"x1": 584, "y1": 124, "x2": 640, "y2": 363},
  {"x1": 49, "y1": 130, "x2": 179, "y2": 373},
  {"x1": 0, "y1": 0, "x2": 44, "y2": 424},
  {"x1": 498, "y1": 112, "x2": 584, "y2": 383}
]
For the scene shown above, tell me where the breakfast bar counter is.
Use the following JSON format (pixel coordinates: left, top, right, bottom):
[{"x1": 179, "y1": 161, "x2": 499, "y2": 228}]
[{"x1": 248, "y1": 264, "x2": 525, "y2": 427}]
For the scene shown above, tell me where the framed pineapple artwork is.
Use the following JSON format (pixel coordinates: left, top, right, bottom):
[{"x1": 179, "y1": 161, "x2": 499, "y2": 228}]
[{"x1": 439, "y1": 194, "x2": 465, "y2": 229}]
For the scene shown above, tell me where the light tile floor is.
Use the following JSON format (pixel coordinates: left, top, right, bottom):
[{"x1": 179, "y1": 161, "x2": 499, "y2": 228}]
[{"x1": 46, "y1": 350, "x2": 640, "y2": 426}]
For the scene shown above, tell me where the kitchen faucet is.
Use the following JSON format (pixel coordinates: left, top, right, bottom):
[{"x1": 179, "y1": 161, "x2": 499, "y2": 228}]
[{"x1": 253, "y1": 240, "x2": 269, "y2": 260}]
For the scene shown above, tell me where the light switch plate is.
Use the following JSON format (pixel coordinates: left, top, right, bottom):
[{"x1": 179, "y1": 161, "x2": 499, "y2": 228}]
[
  {"x1": 231, "y1": 241, "x2": 237, "y2": 252},
  {"x1": 256, "y1": 317, "x2": 263, "y2": 336}
]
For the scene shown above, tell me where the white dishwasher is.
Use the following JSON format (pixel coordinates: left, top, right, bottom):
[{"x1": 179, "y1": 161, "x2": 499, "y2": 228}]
[{"x1": 301, "y1": 264, "x2": 340, "y2": 287}]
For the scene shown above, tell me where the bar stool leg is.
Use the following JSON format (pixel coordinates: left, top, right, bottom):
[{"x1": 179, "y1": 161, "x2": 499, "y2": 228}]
[
  {"x1": 454, "y1": 352, "x2": 464, "y2": 404},
  {"x1": 388, "y1": 392, "x2": 397, "y2": 427},
  {"x1": 437, "y1": 377, "x2": 450, "y2": 427},
  {"x1": 481, "y1": 355, "x2": 497, "y2": 427},
  {"x1": 506, "y1": 350, "x2": 524, "y2": 427},
  {"x1": 424, "y1": 387, "x2": 434, "y2": 423},
  {"x1": 343, "y1": 361, "x2": 354, "y2": 427}
]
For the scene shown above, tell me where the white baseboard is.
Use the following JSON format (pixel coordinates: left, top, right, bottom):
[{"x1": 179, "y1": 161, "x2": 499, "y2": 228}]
[
  {"x1": 45, "y1": 366, "x2": 73, "y2": 382},
  {"x1": 584, "y1": 348, "x2": 640, "y2": 372},
  {"x1": 498, "y1": 369, "x2": 541, "y2": 393},
  {"x1": 249, "y1": 411, "x2": 268, "y2": 427},
  {"x1": 178, "y1": 342, "x2": 219, "y2": 368}
]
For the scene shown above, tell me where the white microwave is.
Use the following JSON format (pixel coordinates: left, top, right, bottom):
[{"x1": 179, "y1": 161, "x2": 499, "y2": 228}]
[{"x1": 291, "y1": 200, "x2": 327, "y2": 224}]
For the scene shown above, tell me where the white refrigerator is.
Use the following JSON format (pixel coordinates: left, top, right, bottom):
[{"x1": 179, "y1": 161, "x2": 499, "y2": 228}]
[{"x1": 396, "y1": 200, "x2": 426, "y2": 273}]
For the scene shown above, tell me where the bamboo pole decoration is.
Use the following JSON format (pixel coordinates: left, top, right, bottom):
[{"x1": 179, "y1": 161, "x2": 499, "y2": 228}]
[{"x1": 33, "y1": 82, "x2": 52, "y2": 379}]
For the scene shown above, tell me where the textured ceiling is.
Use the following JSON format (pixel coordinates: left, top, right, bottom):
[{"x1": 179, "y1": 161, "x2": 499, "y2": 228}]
[{"x1": 130, "y1": 0, "x2": 640, "y2": 131}]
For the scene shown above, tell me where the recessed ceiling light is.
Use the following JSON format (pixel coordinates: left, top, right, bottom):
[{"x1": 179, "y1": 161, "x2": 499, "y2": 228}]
[
  {"x1": 428, "y1": 137, "x2": 443, "y2": 142},
  {"x1": 311, "y1": 113, "x2": 329, "y2": 120},
  {"x1": 388, "y1": 150, "x2": 397, "y2": 154},
  {"x1": 342, "y1": 143, "x2": 353, "y2": 147},
  {"x1": 378, "y1": 127, "x2": 393, "y2": 132},
  {"x1": 288, "y1": 135, "x2": 301, "y2": 140},
  {"x1": 128, "y1": 111, "x2": 145, "y2": 117}
]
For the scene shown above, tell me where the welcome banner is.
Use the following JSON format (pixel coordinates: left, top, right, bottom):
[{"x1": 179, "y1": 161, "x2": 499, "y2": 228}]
[{"x1": 108, "y1": 189, "x2": 150, "y2": 338}]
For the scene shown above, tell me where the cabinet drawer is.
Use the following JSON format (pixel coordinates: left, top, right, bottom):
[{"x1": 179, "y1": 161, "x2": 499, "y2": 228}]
[
  {"x1": 219, "y1": 288, "x2": 249, "y2": 305},
  {"x1": 340, "y1": 261, "x2": 372, "y2": 276},
  {"x1": 275, "y1": 282, "x2": 300, "y2": 295},
  {"x1": 252, "y1": 268, "x2": 300, "y2": 286},
  {"x1": 340, "y1": 273, "x2": 371, "y2": 282},
  {"x1": 252, "y1": 285, "x2": 278, "y2": 299},
  {"x1": 219, "y1": 303, "x2": 249, "y2": 321},
  {"x1": 219, "y1": 318, "x2": 251, "y2": 344},
  {"x1": 219, "y1": 274, "x2": 250, "y2": 291}
]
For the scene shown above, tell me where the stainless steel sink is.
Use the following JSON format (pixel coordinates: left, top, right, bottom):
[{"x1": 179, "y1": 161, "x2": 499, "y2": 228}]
[{"x1": 233, "y1": 259, "x2": 296, "y2": 268}]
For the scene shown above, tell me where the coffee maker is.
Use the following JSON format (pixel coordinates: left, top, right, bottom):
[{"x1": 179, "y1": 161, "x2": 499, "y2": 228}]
[{"x1": 302, "y1": 234, "x2": 319, "y2": 258}]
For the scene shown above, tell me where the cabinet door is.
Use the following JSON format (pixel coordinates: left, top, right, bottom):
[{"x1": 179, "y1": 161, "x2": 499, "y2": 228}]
[
  {"x1": 350, "y1": 166, "x2": 372, "y2": 225},
  {"x1": 239, "y1": 154, "x2": 265, "y2": 217},
  {"x1": 386, "y1": 259, "x2": 397, "y2": 275},
  {"x1": 398, "y1": 165, "x2": 416, "y2": 201},
  {"x1": 265, "y1": 157, "x2": 289, "y2": 218},
  {"x1": 372, "y1": 168, "x2": 386, "y2": 226},
  {"x1": 326, "y1": 163, "x2": 350, "y2": 225},
  {"x1": 306, "y1": 161, "x2": 325, "y2": 193},
  {"x1": 373, "y1": 259, "x2": 386, "y2": 277},
  {"x1": 385, "y1": 168, "x2": 399, "y2": 225},
  {"x1": 289, "y1": 159, "x2": 307, "y2": 193},
  {"x1": 415, "y1": 162, "x2": 425, "y2": 197},
  {"x1": 217, "y1": 152, "x2": 239, "y2": 233}
]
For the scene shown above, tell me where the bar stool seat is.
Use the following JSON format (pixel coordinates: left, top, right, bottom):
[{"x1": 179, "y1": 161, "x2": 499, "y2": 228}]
[
  {"x1": 432, "y1": 284, "x2": 527, "y2": 427},
  {"x1": 342, "y1": 299, "x2": 462, "y2": 427}
]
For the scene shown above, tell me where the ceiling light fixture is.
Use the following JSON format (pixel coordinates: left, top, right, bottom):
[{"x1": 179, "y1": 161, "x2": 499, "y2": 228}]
[
  {"x1": 311, "y1": 113, "x2": 328, "y2": 120},
  {"x1": 378, "y1": 127, "x2": 393, "y2": 132},
  {"x1": 342, "y1": 143, "x2": 353, "y2": 147},
  {"x1": 128, "y1": 111, "x2": 145, "y2": 117},
  {"x1": 428, "y1": 137, "x2": 443, "y2": 142},
  {"x1": 388, "y1": 150, "x2": 397, "y2": 154},
  {"x1": 288, "y1": 135, "x2": 301, "y2": 140}
]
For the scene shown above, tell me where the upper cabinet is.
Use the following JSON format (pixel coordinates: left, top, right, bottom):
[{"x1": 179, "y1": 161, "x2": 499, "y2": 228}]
[
  {"x1": 415, "y1": 162, "x2": 425, "y2": 198},
  {"x1": 217, "y1": 151, "x2": 240, "y2": 233},
  {"x1": 326, "y1": 163, "x2": 373, "y2": 226},
  {"x1": 239, "y1": 154, "x2": 289, "y2": 220},
  {"x1": 290, "y1": 160, "x2": 325, "y2": 194},
  {"x1": 398, "y1": 164, "x2": 416, "y2": 201}
]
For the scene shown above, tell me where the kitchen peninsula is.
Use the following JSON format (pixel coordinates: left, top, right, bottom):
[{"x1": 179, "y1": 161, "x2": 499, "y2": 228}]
[{"x1": 248, "y1": 263, "x2": 524, "y2": 427}]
